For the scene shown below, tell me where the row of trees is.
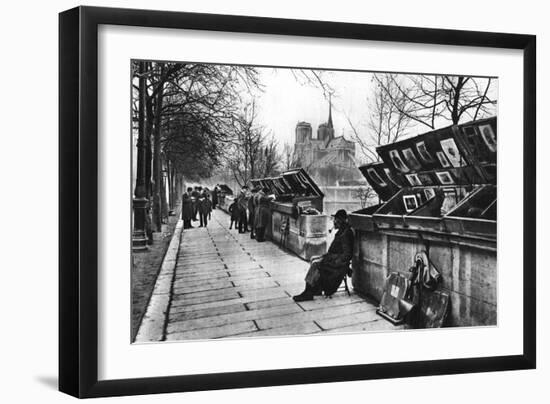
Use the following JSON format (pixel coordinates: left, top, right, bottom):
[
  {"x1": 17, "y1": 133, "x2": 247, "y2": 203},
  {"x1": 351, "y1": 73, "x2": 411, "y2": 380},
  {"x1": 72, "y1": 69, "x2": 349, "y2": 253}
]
[
  {"x1": 224, "y1": 101, "x2": 281, "y2": 187},
  {"x1": 132, "y1": 61, "x2": 282, "y2": 239},
  {"x1": 132, "y1": 63, "x2": 335, "y2": 243}
]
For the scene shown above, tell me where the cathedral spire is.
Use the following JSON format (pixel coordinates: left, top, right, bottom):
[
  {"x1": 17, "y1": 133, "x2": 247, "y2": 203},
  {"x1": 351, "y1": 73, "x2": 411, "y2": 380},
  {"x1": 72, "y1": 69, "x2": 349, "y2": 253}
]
[{"x1": 327, "y1": 93, "x2": 333, "y2": 129}]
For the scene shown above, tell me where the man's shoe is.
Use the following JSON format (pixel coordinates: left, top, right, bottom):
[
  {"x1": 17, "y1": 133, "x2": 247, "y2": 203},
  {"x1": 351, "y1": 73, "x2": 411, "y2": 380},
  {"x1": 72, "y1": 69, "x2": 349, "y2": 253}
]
[{"x1": 293, "y1": 291, "x2": 314, "y2": 302}]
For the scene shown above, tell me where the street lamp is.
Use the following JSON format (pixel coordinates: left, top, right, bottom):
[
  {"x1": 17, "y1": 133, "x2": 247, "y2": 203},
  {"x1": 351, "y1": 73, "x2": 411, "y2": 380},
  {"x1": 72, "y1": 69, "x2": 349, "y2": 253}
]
[{"x1": 132, "y1": 61, "x2": 148, "y2": 251}]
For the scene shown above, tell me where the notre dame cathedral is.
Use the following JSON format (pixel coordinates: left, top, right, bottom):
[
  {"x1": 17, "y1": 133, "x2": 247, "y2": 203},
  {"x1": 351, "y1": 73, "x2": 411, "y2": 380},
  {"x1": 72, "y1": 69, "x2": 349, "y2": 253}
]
[{"x1": 292, "y1": 101, "x2": 363, "y2": 186}]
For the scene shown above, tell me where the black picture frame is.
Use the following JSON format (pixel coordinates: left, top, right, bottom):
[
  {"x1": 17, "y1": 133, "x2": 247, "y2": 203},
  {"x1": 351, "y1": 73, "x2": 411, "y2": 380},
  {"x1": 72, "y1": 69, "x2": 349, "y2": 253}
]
[{"x1": 59, "y1": 6, "x2": 536, "y2": 398}]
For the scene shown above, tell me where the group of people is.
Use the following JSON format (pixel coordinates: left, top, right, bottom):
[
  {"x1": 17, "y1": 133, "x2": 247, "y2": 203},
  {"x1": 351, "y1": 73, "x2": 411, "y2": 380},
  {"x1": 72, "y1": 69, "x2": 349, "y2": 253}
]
[
  {"x1": 181, "y1": 183, "x2": 355, "y2": 302},
  {"x1": 228, "y1": 185, "x2": 274, "y2": 242},
  {"x1": 181, "y1": 185, "x2": 217, "y2": 229}
]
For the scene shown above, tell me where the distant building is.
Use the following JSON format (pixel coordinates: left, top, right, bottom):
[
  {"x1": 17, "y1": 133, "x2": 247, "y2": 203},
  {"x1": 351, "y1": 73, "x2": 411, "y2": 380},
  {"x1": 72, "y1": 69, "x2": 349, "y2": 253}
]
[{"x1": 293, "y1": 100, "x2": 363, "y2": 186}]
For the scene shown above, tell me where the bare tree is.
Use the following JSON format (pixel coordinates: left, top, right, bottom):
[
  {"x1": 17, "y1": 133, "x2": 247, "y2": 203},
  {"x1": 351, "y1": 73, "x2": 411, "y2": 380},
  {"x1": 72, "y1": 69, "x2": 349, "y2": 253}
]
[
  {"x1": 373, "y1": 73, "x2": 496, "y2": 129},
  {"x1": 282, "y1": 142, "x2": 295, "y2": 170},
  {"x1": 347, "y1": 73, "x2": 496, "y2": 164},
  {"x1": 353, "y1": 186, "x2": 378, "y2": 208},
  {"x1": 347, "y1": 74, "x2": 413, "y2": 163},
  {"x1": 290, "y1": 69, "x2": 335, "y2": 99},
  {"x1": 132, "y1": 62, "x2": 261, "y2": 233},
  {"x1": 225, "y1": 102, "x2": 282, "y2": 186},
  {"x1": 226, "y1": 102, "x2": 264, "y2": 186},
  {"x1": 258, "y1": 134, "x2": 280, "y2": 178}
]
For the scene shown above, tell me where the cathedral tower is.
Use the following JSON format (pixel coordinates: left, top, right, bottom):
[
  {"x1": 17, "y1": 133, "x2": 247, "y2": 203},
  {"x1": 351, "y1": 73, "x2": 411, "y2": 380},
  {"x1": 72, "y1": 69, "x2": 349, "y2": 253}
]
[
  {"x1": 295, "y1": 121, "x2": 312, "y2": 143},
  {"x1": 317, "y1": 96, "x2": 335, "y2": 144}
]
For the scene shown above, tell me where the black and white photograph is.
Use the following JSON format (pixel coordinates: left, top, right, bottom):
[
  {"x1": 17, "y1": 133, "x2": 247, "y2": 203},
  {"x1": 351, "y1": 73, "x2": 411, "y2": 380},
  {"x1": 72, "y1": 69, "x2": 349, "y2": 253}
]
[
  {"x1": 406, "y1": 173, "x2": 423, "y2": 187},
  {"x1": 436, "y1": 150, "x2": 452, "y2": 168},
  {"x1": 424, "y1": 188, "x2": 436, "y2": 200},
  {"x1": 402, "y1": 147, "x2": 422, "y2": 170},
  {"x1": 402, "y1": 195, "x2": 419, "y2": 212},
  {"x1": 479, "y1": 123, "x2": 497, "y2": 152},
  {"x1": 389, "y1": 149, "x2": 410, "y2": 172},
  {"x1": 436, "y1": 171, "x2": 455, "y2": 185},
  {"x1": 416, "y1": 140, "x2": 435, "y2": 163},
  {"x1": 1, "y1": 0, "x2": 542, "y2": 401},
  {"x1": 130, "y1": 60, "x2": 498, "y2": 343},
  {"x1": 367, "y1": 168, "x2": 387, "y2": 187},
  {"x1": 440, "y1": 138, "x2": 463, "y2": 167}
]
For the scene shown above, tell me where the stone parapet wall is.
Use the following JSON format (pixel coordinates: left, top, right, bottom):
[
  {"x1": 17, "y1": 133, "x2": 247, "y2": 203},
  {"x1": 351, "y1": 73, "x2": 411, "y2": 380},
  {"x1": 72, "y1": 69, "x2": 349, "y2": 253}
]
[{"x1": 352, "y1": 228, "x2": 497, "y2": 327}]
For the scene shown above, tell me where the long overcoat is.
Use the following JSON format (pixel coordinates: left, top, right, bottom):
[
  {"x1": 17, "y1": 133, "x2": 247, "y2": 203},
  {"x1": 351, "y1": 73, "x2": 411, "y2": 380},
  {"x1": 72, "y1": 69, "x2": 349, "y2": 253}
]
[
  {"x1": 255, "y1": 196, "x2": 271, "y2": 229},
  {"x1": 228, "y1": 202, "x2": 240, "y2": 221},
  {"x1": 198, "y1": 196, "x2": 212, "y2": 214},
  {"x1": 247, "y1": 195, "x2": 256, "y2": 226},
  {"x1": 319, "y1": 224, "x2": 354, "y2": 296},
  {"x1": 181, "y1": 193, "x2": 194, "y2": 221},
  {"x1": 211, "y1": 188, "x2": 218, "y2": 207}
]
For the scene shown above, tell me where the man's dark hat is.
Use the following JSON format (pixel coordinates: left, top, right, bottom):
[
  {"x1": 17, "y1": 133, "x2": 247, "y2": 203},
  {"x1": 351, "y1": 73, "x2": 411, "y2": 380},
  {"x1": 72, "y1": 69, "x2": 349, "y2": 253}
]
[{"x1": 333, "y1": 209, "x2": 348, "y2": 221}]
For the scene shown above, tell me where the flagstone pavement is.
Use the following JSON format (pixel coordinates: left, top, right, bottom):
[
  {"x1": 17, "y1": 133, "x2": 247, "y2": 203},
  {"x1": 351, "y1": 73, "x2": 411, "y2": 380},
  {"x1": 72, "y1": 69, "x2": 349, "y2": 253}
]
[{"x1": 164, "y1": 208, "x2": 402, "y2": 341}]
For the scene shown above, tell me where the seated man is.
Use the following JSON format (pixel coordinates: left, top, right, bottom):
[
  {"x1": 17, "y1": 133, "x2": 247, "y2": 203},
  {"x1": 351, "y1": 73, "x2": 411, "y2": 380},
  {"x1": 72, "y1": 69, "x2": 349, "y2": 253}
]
[{"x1": 293, "y1": 209, "x2": 354, "y2": 302}]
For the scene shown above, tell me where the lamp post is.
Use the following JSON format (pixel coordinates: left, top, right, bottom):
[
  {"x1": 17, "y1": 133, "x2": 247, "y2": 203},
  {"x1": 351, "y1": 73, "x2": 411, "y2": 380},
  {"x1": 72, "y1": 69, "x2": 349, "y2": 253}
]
[
  {"x1": 161, "y1": 165, "x2": 169, "y2": 221},
  {"x1": 132, "y1": 61, "x2": 148, "y2": 251},
  {"x1": 166, "y1": 158, "x2": 175, "y2": 216}
]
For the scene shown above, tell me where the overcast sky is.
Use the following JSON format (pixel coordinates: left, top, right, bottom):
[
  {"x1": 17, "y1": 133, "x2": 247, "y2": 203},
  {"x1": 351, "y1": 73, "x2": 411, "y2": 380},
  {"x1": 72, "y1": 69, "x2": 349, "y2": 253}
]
[
  {"x1": 249, "y1": 67, "x2": 374, "y2": 152},
  {"x1": 243, "y1": 67, "x2": 498, "y2": 162}
]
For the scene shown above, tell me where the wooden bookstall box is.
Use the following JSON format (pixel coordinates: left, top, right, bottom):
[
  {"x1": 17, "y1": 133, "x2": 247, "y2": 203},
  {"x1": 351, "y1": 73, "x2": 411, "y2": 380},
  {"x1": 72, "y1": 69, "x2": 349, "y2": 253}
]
[
  {"x1": 252, "y1": 169, "x2": 330, "y2": 261},
  {"x1": 349, "y1": 117, "x2": 497, "y2": 327}
]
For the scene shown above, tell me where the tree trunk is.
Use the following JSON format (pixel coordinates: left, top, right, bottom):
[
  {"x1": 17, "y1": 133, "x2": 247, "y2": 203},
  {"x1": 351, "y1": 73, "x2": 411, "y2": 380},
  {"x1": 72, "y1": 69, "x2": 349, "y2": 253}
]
[
  {"x1": 145, "y1": 99, "x2": 153, "y2": 198},
  {"x1": 160, "y1": 158, "x2": 168, "y2": 222},
  {"x1": 451, "y1": 77, "x2": 465, "y2": 124},
  {"x1": 144, "y1": 85, "x2": 154, "y2": 243},
  {"x1": 134, "y1": 62, "x2": 147, "y2": 200},
  {"x1": 166, "y1": 159, "x2": 173, "y2": 211},
  {"x1": 152, "y1": 74, "x2": 165, "y2": 232},
  {"x1": 175, "y1": 171, "x2": 183, "y2": 205},
  {"x1": 132, "y1": 61, "x2": 149, "y2": 249}
]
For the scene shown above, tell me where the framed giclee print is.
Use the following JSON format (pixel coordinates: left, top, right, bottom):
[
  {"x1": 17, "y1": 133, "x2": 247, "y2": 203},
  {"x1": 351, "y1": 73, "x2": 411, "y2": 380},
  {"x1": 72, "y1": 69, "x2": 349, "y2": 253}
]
[{"x1": 59, "y1": 6, "x2": 536, "y2": 399}]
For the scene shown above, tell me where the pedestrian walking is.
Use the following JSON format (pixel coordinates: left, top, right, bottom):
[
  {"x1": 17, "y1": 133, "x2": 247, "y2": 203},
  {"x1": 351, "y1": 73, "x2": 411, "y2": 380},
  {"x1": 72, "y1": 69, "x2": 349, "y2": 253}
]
[
  {"x1": 181, "y1": 191, "x2": 194, "y2": 229},
  {"x1": 198, "y1": 192, "x2": 212, "y2": 227},
  {"x1": 212, "y1": 185, "x2": 219, "y2": 210},
  {"x1": 228, "y1": 200, "x2": 240, "y2": 229},
  {"x1": 255, "y1": 188, "x2": 273, "y2": 242},
  {"x1": 203, "y1": 187, "x2": 212, "y2": 220},
  {"x1": 237, "y1": 186, "x2": 249, "y2": 233},
  {"x1": 248, "y1": 188, "x2": 257, "y2": 239},
  {"x1": 191, "y1": 186, "x2": 200, "y2": 221}
]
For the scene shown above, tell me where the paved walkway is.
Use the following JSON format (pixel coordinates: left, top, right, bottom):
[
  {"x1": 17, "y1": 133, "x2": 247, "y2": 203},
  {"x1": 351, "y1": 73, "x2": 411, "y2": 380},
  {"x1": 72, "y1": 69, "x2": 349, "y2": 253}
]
[{"x1": 164, "y1": 208, "x2": 401, "y2": 341}]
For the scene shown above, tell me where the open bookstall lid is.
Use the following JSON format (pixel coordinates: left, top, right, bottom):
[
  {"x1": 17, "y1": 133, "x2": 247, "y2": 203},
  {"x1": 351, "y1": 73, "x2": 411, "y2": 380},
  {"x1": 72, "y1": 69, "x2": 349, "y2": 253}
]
[
  {"x1": 251, "y1": 168, "x2": 324, "y2": 198},
  {"x1": 217, "y1": 184, "x2": 233, "y2": 195},
  {"x1": 358, "y1": 161, "x2": 403, "y2": 202},
  {"x1": 250, "y1": 178, "x2": 283, "y2": 197},
  {"x1": 282, "y1": 168, "x2": 324, "y2": 198},
  {"x1": 374, "y1": 117, "x2": 497, "y2": 190}
]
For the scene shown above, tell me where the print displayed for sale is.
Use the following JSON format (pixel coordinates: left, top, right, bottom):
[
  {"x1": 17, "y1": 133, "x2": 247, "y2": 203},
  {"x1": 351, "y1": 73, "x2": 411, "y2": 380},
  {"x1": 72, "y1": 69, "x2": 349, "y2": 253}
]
[{"x1": 131, "y1": 60, "x2": 498, "y2": 343}]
